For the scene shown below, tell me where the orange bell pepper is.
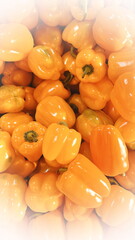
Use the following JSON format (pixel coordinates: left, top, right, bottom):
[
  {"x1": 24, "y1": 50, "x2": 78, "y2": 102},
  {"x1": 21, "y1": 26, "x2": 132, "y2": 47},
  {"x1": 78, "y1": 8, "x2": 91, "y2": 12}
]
[
  {"x1": 108, "y1": 47, "x2": 135, "y2": 83},
  {"x1": 76, "y1": 109, "x2": 113, "y2": 143},
  {"x1": 0, "y1": 23, "x2": 34, "y2": 61},
  {"x1": 68, "y1": 94, "x2": 87, "y2": 115},
  {"x1": 69, "y1": 0, "x2": 104, "y2": 21},
  {"x1": 33, "y1": 23, "x2": 63, "y2": 55},
  {"x1": 56, "y1": 153, "x2": 111, "y2": 208},
  {"x1": 25, "y1": 172, "x2": 64, "y2": 212},
  {"x1": 93, "y1": 7, "x2": 135, "y2": 52},
  {"x1": 63, "y1": 197, "x2": 93, "y2": 222},
  {"x1": 42, "y1": 123, "x2": 81, "y2": 165},
  {"x1": 79, "y1": 141, "x2": 92, "y2": 160},
  {"x1": 90, "y1": 125, "x2": 129, "y2": 176},
  {"x1": 37, "y1": 0, "x2": 72, "y2": 27},
  {"x1": 11, "y1": 121, "x2": 46, "y2": 162},
  {"x1": 0, "y1": 112, "x2": 33, "y2": 135},
  {"x1": 103, "y1": 100, "x2": 120, "y2": 123},
  {"x1": 15, "y1": 57, "x2": 31, "y2": 72},
  {"x1": 2, "y1": 69, "x2": 32, "y2": 86},
  {"x1": 33, "y1": 80, "x2": 70, "y2": 103},
  {"x1": 115, "y1": 117, "x2": 135, "y2": 148},
  {"x1": 62, "y1": 20, "x2": 95, "y2": 51},
  {"x1": 28, "y1": 210, "x2": 66, "y2": 240},
  {"x1": 35, "y1": 96, "x2": 76, "y2": 128},
  {"x1": 111, "y1": 72, "x2": 135, "y2": 123},
  {"x1": 0, "y1": 130, "x2": 15, "y2": 172},
  {"x1": 24, "y1": 87, "x2": 37, "y2": 112},
  {"x1": 79, "y1": 76, "x2": 113, "y2": 110},
  {"x1": 76, "y1": 48, "x2": 107, "y2": 83},
  {"x1": 28, "y1": 45, "x2": 64, "y2": 80},
  {"x1": 115, "y1": 150, "x2": 135, "y2": 193},
  {"x1": 96, "y1": 185, "x2": 135, "y2": 226},
  {"x1": 5, "y1": 150, "x2": 37, "y2": 178},
  {"x1": 0, "y1": 85, "x2": 25, "y2": 113},
  {"x1": 0, "y1": 173, "x2": 27, "y2": 224},
  {"x1": 66, "y1": 212, "x2": 103, "y2": 240}
]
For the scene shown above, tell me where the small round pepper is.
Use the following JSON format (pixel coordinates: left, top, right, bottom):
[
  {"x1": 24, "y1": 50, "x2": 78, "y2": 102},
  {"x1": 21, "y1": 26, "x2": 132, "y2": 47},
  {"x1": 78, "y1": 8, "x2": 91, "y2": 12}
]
[
  {"x1": 11, "y1": 121, "x2": 46, "y2": 162},
  {"x1": 0, "y1": 112, "x2": 33, "y2": 135},
  {"x1": 0, "y1": 23, "x2": 34, "y2": 61},
  {"x1": 25, "y1": 172, "x2": 64, "y2": 212},
  {"x1": 56, "y1": 153, "x2": 111, "y2": 208},
  {"x1": 42, "y1": 123, "x2": 81, "y2": 165},
  {"x1": 76, "y1": 48, "x2": 107, "y2": 83},
  {"x1": 90, "y1": 125, "x2": 129, "y2": 176},
  {"x1": 35, "y1": 96, "x2": 76, "y2": 128},
  {"x1": 79, "y1": 76, "x2": 113, "y2": 110},
  {"x1": 111, "y1": 72, "x2": 135, "y2": 123},
  {"x1": 28, "y1": 45, "x2": 64, "y2": 80}
]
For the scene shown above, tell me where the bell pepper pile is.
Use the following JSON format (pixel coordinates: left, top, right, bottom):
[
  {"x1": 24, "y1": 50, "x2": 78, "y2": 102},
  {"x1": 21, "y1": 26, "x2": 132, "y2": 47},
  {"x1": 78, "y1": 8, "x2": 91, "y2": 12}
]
[{"x1": 0, "y1": 0, "x2": 135, "y2": 239}]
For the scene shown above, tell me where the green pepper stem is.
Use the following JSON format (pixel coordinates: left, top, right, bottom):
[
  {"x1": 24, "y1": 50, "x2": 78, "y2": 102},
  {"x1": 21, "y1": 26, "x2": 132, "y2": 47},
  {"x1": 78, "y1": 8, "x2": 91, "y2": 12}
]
[
  {"x1": 82, "y1": 64, "x2": 94, "y2": 78},
  {"x1": 61, "y1": 71, "x2": 74, "y2": 87},
  {"x1": 58, "y1": 167, "x2": 68, "y2": 174},
  {"x1": 70, "y1": 46, "x2": 78, "y2": 58},
  {"x1": 24, "y1": 130, "x2": 38, "y2": 143}
]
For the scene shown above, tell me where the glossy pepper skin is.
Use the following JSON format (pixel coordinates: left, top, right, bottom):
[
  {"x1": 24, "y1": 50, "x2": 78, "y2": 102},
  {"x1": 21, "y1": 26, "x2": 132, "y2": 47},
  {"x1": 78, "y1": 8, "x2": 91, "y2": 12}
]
[
  {"x1": 0, "y1": 23, "x2": 34, "y2": 61},
  {"x1": 115, "y1": 150, "x2": 135, "y2": 193},
  {"x1": 0, "y1": 173, "x2": 27, "y2": 224},
  {"x1": 0, "y1": 112, "x2": 33, "y2": 135},
  {"x1": 76, "y1": 48, "x2": 106, "y2": 83},
  {"x1": 111, "y1": 72, "x2": 135, "y2": 123},
  {"x1": 66, "y1": 212, "x2": 103, "y2": 240},
  {"x1": 68, "y1": 94, "x2": 87, "y2": 115},
  {"x1": 11, "y1": 121, "x2": 46, "y2": 162},
  {"x1": 93, "y1": 7, "x2": 135, "y2": 52},
  {"x1": 115, "y1": 117, "x2": 135, "y2": 148},
  {"x1": 76, "y1": 109, "x2": 113, "y2": 143},
  {"x1": 108, "y1": 47, "x2": 135, "y2": 83},
  {"x1": 69, "y1": 0, "x2": 104, "y2": 21},
  {"x1": 37, "y1": 0, "x2": 72, "y2": 27},
  {"x1": 28, "y1": 45, "x2": 63, "y2": 80},
  {"x1": 2, "y1": 69, "x2": 32, "y2": 86},
  {"x1": 0, "y1": 130, "x2": 15, "y2": 172},
  {"x1": 33, "y1": 23, "x2": 63, "y2": 55},
  {"x1": 25, "y1": 172, "x2": 64, "y2": 212},
  {"x1": 103, "y1": 100, "x2": 120, "y2": 123},
  {"x1": 90, "y1": 125, "x2": 129, "y2": 176},
  {"x1": 96, "y1": 185, "x2": 135, "y2": 226},
  {"x1": 62, "y1": 20, "x2": 95, "y2": 52},
  {"x1": 5, "y1": 151, "x2": 37, "y2": 178},
  {"x1": 79, "y1": 76, "x2": 113, "y2": 110},
  {"x1": 33, "y1": 80, "x2": 70, "y2": 103},
  {"x1": 56, "y1": 154, "x2": 111, "y2": 208},
  {"x1": 63, "y1": 197, "x2": 93, "y2": 222},
  {"x1": 28, "y1": 210, "x2": 66, "y2": 240},
  {"x1": 35, "y1": 96, "x2": 76, "y2": 128},
  {"x1": 0, "y1": 85, "x2": 25, "y2": 113},
  {"x1": 42, "y1": 123, "x2": 81, "y2": 165}
]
